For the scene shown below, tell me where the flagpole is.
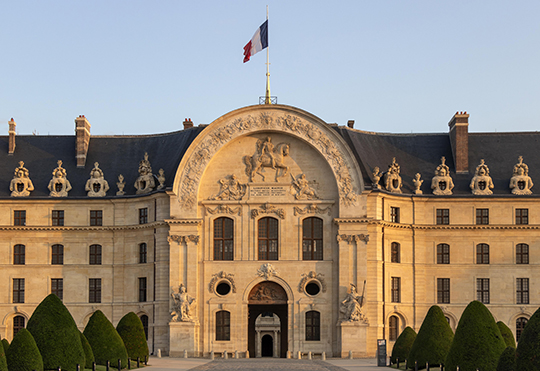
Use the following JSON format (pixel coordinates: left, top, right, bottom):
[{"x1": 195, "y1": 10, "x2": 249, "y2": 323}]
[{"x1": 265, "y1": 5, "x2": 271, "y2": 104}]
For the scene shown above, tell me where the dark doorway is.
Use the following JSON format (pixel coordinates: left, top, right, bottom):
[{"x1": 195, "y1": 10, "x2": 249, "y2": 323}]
[{"x1": 261, "y1": 334, "x2": 273, "y2": 357}]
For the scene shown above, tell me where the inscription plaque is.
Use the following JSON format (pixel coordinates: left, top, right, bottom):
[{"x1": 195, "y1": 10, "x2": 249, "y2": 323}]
[{"x1": 250, "y1": 186, "x2": 287, "y2": 198}]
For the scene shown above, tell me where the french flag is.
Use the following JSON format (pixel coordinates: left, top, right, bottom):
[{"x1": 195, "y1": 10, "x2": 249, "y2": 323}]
[{"x1": 243, "y1": 20, "x2": 268, "y2": 63}]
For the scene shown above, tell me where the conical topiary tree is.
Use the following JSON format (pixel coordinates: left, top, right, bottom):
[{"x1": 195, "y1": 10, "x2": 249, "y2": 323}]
[
  {"x1": 516, "y1": 307, "x2": 540, "y2": 370},
  {"x1": 497, "y1": 346, "x2": 516, "y2": 371},
  {"x1": 0, "y1": 340, "x2": 7, "y2": 355},
  {"x1": 83, "y1": 310, "x2": 128, "y2": 368},
  {"x1": 0, "y1": 336, "x2": 7, "y2": 371},
  {"x1": 406, "y1": 306, "x2": 454, "y2": 369},
  {"x1": 26, "y1": 294, "x2": 85, "y2": 371},
  {"x1": 79, "y1": 331, "x2": 95, "y2": 369},
  {"x1": 116, "y1": 312, "x2": 149, "y2": 361},
  {"x1": 391, "y1": 326, "x2": 416, "y2": 365},
  {"x1": 497, "y1": 321, "x2": 516, "y2": 348},
  {"x1": 6, "y1": 329, "x2": 43, "y2": 371},
  {"x1": 445, "y1": 301, "x2": 506, "y2": 371}
]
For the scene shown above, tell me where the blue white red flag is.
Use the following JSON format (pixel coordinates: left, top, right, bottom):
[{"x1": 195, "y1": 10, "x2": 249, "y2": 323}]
[{"x1": 243, "y1": 20, "x2": 268, "y2": 63}]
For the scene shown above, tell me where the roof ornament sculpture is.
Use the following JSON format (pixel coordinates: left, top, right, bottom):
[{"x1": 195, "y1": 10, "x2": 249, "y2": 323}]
[
  {"x1": 510, "y1": 156, "x2": 533, "y2": 195},
  {"x1": 371, "y1": 167, "x2": 381, "y2": 189},
  {"x1": 383, "y1": 158, "x2": 402, "y2": 193},
  {"x1": 413, "y1": 173, "x2": 423, "y2": 194},
  {"x1": 134, "y1": 152, "x2": 155, "y2": 194},
  {"x1": 157, "y1": 169, "x2": 166, "y2": 190},
  {"x1": 48, "y1": 160, "x2": 72, "y2": 197},
  {"x1": 470, "y1": 159, "x2": 494, "y2": 195},
  {"x1": 432, "y1": 157, "x2": 455, "y2": 195},
  {"x1": 116, "y1": 174, "x2": 126, "y2": 196},
  {"x1": 10, "y1": 161, "x2": 34, "y2": 197},
  {"x1": 85, "y1": 162, "x2": 109, "y2": 197}
]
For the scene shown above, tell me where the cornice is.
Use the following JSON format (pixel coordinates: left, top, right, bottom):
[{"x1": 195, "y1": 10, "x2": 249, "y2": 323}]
[
  {"x1": 370, "y1": 220, "x2": 540, "y2": 230},
  {"x1": 164, "y1": 219, "x2": 202, "y2": 225},
  {"x1": 333, "y1": 218, "x2": 371, "y2": 224},
  {"x1": 0, "y1": 221, "x2": 167, "y2": 232}
]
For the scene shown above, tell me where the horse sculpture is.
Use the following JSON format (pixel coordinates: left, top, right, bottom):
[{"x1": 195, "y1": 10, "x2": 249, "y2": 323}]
[{"x1": 243, "y1": 139, "x2": 290, "y2": 182}]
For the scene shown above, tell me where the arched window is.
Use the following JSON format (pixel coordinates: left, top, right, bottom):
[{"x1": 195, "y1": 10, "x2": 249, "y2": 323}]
[
  {"x1": 214, "y1": 217, "x2": 234, "y2": 260},
  {"x1": 51, "y1": 244, "x2": 64, "y2": 265},
  {"x1": 437, "y1": 243, "x2": 450, "y2": 264},
  {"x1": 516, "y1": 244, "x2": 529, "y2": 264},
  {"x1": 13, "y1": 315, "x2": 25, "y2": 338},
  {"x1": 89, "y1": 244, "x2": 102, "y2": 265},
  {"x1": 516, "y1": 317, "x2": 528, "y2": 342},
  {"x1": 302, "y1": 217, "x2": 323, "y2": 260},
  {"x1": 13, "y1": 244, "x2": 25, "y2": 265},
  {"x1": 216, "y1": 311, "x2": 230, "y2": 341},
  {"x1": 389, "y1": 315, "x2": 399, "y2": 341},
  {"x1": 140, "y1": 315, "x2": 149, "y2": 340},
  {"x1": 258, "y1": 217, "x2": 278, "y2": 260},
  {"x1": 476, "y1": 244, "x2": 489, "y2": 264},
  {"x1": 305, "y1": 311, "x2": 320, "y2": 341},
  {"x1": 139, "y1": 243, "x2": 147, "y2": 264},
  {"x1": 391, "y1": 242, "x2": 400, "y2": 263}
]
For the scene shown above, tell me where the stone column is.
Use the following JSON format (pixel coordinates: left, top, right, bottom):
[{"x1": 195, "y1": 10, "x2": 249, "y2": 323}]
[
  {"x1": 273, "y1": 330, "x2": 278, "y2": 357},
  {"x1": 256, "y1": 330, "x2": 261, "y2": 358}
]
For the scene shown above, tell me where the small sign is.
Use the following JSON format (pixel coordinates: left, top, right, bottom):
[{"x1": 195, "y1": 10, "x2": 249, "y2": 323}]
[
  {"x1": 377, "y1": 339, "x2": 387, "y2": 366},
  {"x1": 250, "y1": 185, "x2": 288, "y2": 198}
]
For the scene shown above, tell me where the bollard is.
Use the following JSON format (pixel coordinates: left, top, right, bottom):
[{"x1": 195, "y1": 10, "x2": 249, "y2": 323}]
[
  {"x1": 224, "y1": 350, "x2": 228, "y2": 359},
  {"x1": 235, "y1": 350, "x2": 238, "y2": 359},
  {"x1": 58, "y1": 367, "x2": 61, "y2": 371},
  {"x1": 457, "y1": 367, "x2": 460, "y2": 371},
  {"x1": 157, "y1": 349, "x2": 161, "y2": 358},
  {"x1": 349, "y1": 350, "x2": 353, "y2": 360},
  {"x1": 144, "y1": 356, "x2": 148, "y2": 365},
  {"x1": 137, "y1": 358, "x2": 140, "y2": 368},
  {"x1": 118, "y1": 359, "x2": 121, "y2": 371},
  {"x1": 322, "y1": 352, "x2": 326, "y2": 361},
  {"x1": 440, "y1": 364, "x2": 444, "y2": 371},
  {"x1": 415, "y1": 360, "x2": 418, "y2": 371},
  {"x1": 427, "y1": 362, "x2": 429, "y2": 371},
  {"x1": 184, "y1": 350, "x2": 188, "y2": 359},
  {"x1": 245, "y1": 350, "x2": 249, "y2": 359},
  {"x1": 77, "y1": 365, "x2": 80, "y2": 371},
  {"x1": 106, "y1": 361, "x2": 110, "y2": 371},
  {"x1": 210, "y1": 351, "x2": 214, "y2": 360},
  {"x1": 92, "y1": 362, "x2": 96, "y2": 371},
  {"x1": 298, "y1": 351, "x2": 302, "y2": 359},
  {"x1": 308, "y1": 351, "x2": 312, "y2": 360},
  {"x1": 286, "y1": 351, "x2": 291, "y2": 359},
  {"x1": 397, "y1": 359, "x2": 400, "y2": 368},
  {"x1": 128, "y1": 358, "x2": 131, "y2": 370}
]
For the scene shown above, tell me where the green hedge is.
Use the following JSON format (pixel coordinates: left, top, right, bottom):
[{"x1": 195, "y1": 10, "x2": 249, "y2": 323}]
[
  {"x1": 497, "y1": 321, "x2": 516, "y2": 349},
  {"x1": 0, "y1": 336, "x2": 7, "y2": 371},
  {"x1": 497, "y1": 346, "x2": 516, "y2": 371},
  {"x1": 83, "y1": 310, "x2": 128, "y2": 368},
  {"x1": 0, "y1": 340, "x2": 7, "y2": 355},
  {"x1": 79, "y1": 331, "x2": 95, "y2": 369},
  {"x1": 516, "y1": 307, "x2": 540, "y2": 370},
  {"x1": 6, "y1": 329, "x2": 43, "y2": 371},
  {"x1": 390, "y1": 326, "x2": 416, "y2": 365},
  {"x1": 116, "y1": 312, "x2": 149, "y2": 360}
]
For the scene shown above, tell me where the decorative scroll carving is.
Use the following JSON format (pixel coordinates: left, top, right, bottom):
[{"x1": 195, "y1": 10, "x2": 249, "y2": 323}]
[
  {"x1": 170, "y1": 284, "x2": 195, "y2": 322},
  {"x1": 290, "y1": 173, "x2": 319, "y2": 200},
  {"x1": 372, "y1": 167, "x2": 381, "y2": 189},
  {"x1": 383, "y1": 158, "x2": 402, "y2": 193},
  {"x1": 243, "y1": 137, "x2": 290, "y2": 182},
  {"x1": 48, "y1": 160, "x2": 72, "y2": 197},
  {"x1": 510, "y1": 156, "x2": 533, "y2": 195},
  {"x1": 116, "y1": 174, "x2": 126, "y2": 196},
  {"x1": 209, "y1": 271, "x2": 236, "y2": 293},
  {"x1": 206, "y1": 205, "x2": 241, "y2": 216},
  {"x1": 298, "y1": 271, "x2": 327, "y2": 293},
  {"x1": 337, "y1": 234, "x2": 369, "y2": 244},
  {"x1": 134, "y1": 153, "x2": 155, "y2": 194},
  {"x1": 10, "y1": 161, "x2": 34, "y2": 197},
  {"x1": 470, "y1": 159, "x2": 494, "y2": 195},
  {"x1": 157, "y1": 169, "x2": 166, "y2": 190},
  {"x1": 85, "y1": 162, "x2": 109, "y2": 197},
  {"x1": 168, "y1": 235, "x2": 200, "y2": 244},
  {"x1": 293, "y1": 204, "x2": 331, "y2": 216},
  {"x1": 251, "y1": 203, "x2": 285, "y2": 219},
  {"x1": 178, "y1": 112, "x2": 359, "y2": 210},
  {"x1": 248, "y1": 281, "x2": 287, "y2": 304},
  {"x1": 257, "y1": 263, "x2": 278, "y2": 280},
  {"x1": 340, "y1": 284, "x2": 367, "y2": 323},
  {"x1": 209, "y1": 174, "x2": 246, "y2": 200},
  {"x1": 412, "y1": 173, "x2": 423, "y2": 195},
  {"x1": 432, "y1": 157, "x2": 454, "y2": 195}
]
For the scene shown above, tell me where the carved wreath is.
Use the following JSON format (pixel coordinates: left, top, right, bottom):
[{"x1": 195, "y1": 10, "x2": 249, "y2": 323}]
[
  {"x1": 298, "y1": 271, "x2": 327, "y2": 293},
  {"x1": 208, "y1": 271, "x2": 236, "y2": 294}
]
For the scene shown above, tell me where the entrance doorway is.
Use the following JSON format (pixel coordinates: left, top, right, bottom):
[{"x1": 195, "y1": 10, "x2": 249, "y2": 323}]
[{"x1": 261, "y1": 335, "x2": 273, "y2": 357}]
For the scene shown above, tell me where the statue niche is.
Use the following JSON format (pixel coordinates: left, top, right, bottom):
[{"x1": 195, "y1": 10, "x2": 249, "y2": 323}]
[
  {"x1": 509, "y1": 156, "x2": 533, "y2": 195},
  {"x1": 243, "y1": 137, "x2": 290, "y2": 182}
]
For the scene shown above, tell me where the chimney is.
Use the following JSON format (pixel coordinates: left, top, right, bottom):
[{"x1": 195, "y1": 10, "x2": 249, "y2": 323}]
[
  {"x1": 75, "y1": 115, "x2": 91, "y2": 168},
  {"x1": 347, "y1": 120, "x2": 355, "y2": 128},
  {"x1": 8, "y1": 118, "x2": 16, "y2": 155},
  {"x1": 183, "y1": 118, "x2": 193, "y2": 130},
  {"x1": 448, "y1": 111, "x2": 469, "y2": 174}
]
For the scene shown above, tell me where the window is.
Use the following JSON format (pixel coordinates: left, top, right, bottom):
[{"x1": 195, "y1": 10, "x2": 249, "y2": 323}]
[
  {"x1": 516, "y1": 244, "x2": 529, "y2": 264},
  {"x1": 89, "y1": 244, "x2": 102, "y2": 265},
  {"x1": 51, "y1": 244, "x2": 64, "y2": 265},
  {"x1": 305, "y1": 311, "x2": 321, "y2": 341},
  {"x1": 302, "y1": 217, "x2": 323, "y2": 260},
  {"x1": 13, "y1": 316, "x2": 25, "y2": 338},
  {"x1": 389, "y1": 316, "x2": 399, "y2": 341},
  {"x1": 476, "y1": 244, "x2": 489, "y2": 264},
  {"x1": 139, "y1": 208, "x2": 148, "y2": 224},
  {"x1": 258, "y1": 217, "x2": 278, "y2": 260},
  {"x1": 390, "y1": 242, "x2": 400, "y2": 263},
  {"x1": 52, "y1": 210, "x2": 64, "y2": 226},
  {"x1": 140, "y1": 315, "x2": 149, "y2": 340},
  {"x1": 477, "y1": 278, "x2": 490, "y2": 304},
  {"x1": 436, "y1": 209, "x2": 449, "y2": 225},
  {"x1": 516, "y1": 317, "x2": 528, "y2": 342},
  {"x1": 517, "y1": 278, "x2": 529, "y2": 305},
  {"x1": 139, "y1": 243, "x2": 147, "y2": 264},
  {"x1": 13, "y1": 279, "x2": 25, "y2": 303},
  {"x1": 214, "y1": 217, "x2": 234, "y2": 260},
  {"x1": 14, "y1": 210, "x2": 26, "y2": 226},
  {"x1": 215, "y1": 311, "x2": 230, "y2": 341},
  {"x1": 391, "y1": 277, "x2": 401, "y2": 303},
  {"x1": 51, "y1": 278, "x2": 63, "y2": 300},
  {"x1": 516, "y1": 209, "x2": 529, "y2": 225},
  {"x1": 89, "y1": 278, "x2": 101, "y2": 303},
  {"x1": 437, "y1": 278, "x2": 450, "y2": 304},
  {"x1": 476, "y1": 209, "x2": 489, "y2": 225},
  {"x1": 437, "y1": 243, "x2": 450, "y2": 264},
  {"x1": 139, "y1": 277, "x2": 147, "y2": 302},
  {"x1": 90, "y1": 210, "x2": 103, "y2": 226},
  {"x1": 13, "y1": 244, "x2": 25, "y2": 265},
  {"x1": 390, "y1": 207, "x2": 400, "y2": 223}
]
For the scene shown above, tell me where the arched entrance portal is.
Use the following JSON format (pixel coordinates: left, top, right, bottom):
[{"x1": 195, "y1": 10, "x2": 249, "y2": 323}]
[{"x1": 248, "y1": 282, "x2": 288, "y2": 358}]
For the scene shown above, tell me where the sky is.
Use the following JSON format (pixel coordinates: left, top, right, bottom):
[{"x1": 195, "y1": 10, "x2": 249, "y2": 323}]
[{"x1": 2, "y1": 1, "x2": 540, "y2": 135}]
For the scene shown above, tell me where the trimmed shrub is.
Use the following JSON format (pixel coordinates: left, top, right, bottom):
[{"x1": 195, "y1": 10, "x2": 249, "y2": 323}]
[
  {"x1": 6, "y1": 328, "x2": 43, "y2": 371},
  {"x1": 0, "y1": 339, "x2": 7, "y2": 355},
  {"x1": 391, "y1": 326, "x2": 416, "y2": 365},
  {"x1": 445, "y1": 301, "x2": 506, "y2": 371},
  {"x1": 0, "y1": 336, "x2": 6, "y2": 371},
  {"x1": 497, "y1": 346, "x2": 516, "y2": 371},
  {"x1": 79, "y1": 331, "x2": 95, "y2": 369},
  {"x1": 116, "y1": 312, "x2": 149, "y2": 360},
  {"x1": 83, "y1": 310, "x2": 128, "y2": 368},
  {"x1": 26, "y1": 294, "x2": 85, "y2": 371},
  {"x1": 406, "y1": 306, "x2": 454, "y2": 369},
  {"x1": 497, "y1": 321, "x2": 516, "y2": 348},
  {"x1": 516, "y1": 307, "x2": 540, "y2": 370}
]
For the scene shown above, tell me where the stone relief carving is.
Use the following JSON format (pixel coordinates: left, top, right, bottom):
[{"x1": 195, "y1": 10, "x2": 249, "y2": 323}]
[
  {"x1": 470, "y1": 159, "x2": 494, "y2": 195},
  {"x1": 85, "y1": 162, "x2": 109, "y2": 197},
  {"x1": 178, "y1": 112, "x2": 359, "y2": 210},
  {"x1": 251, "y1": 203, "x2": 285, "y2": 219},
  {"x1": 412, "y1": 173, "x2": 423, "y2": 195},
  {"x1": 510, "y1": 156, "x2": 533, "y2": 195},
  {"x1": 10, "y1": 161, "x2": 34, "y2": 197},
  {"x1": 383, "y1": 158, "x2": 402, "y2": 193},
  {"x1": 298, "y1": 271, "x2": 327, "y2": 293},
  {"x1": 337, "y1": 234, "x2": 369, "y2": 244},
  {"x1": 257, "y1": 263, "x2": 278, "y2": 280},
  {"x1": 293, "y1": 204, "x2": 331, "y2": 216},
  {"x1": 432, "y1": 157, "x2": 454, "y2": 195},
  {"x1": 340, "y1": 284, "x2": 367, "y2": 323},
  {"x1": 243, "y1": 137, "x2": 290, "y2": 182},
  {"x1": 249, "y1": 282, "x2": 287, "y2": 302},
  {"x1": 134, "y1": 153, "x2": 155, "y2": 194},
  {"x1": 116, "y1": 174, "x2": 126, "y2": 195},
  {"x1": 372, "y1": 167, "x2": 381, "y2": 189},
  {"x1": 48, "y1": 160, "x2": 72, "y2": 197},
  {"x1": 170, "y1": 284, "x2": 195, "y2": 322},
  {"x1": 157, "y1": 169, "x2": 166, "y2": 190},
  {"x1": 168, "y1": 235, "x2": 200, "y2": 244},
  {"x1": 206, "y1": 204, "x2": 241, "y2": 216},
  {"x1": 209, "y1": 271, "x2": 236, "y2": 293},
  {"x1": 290, "y1": 173, "x2": 319, "y2": 200},
  {"x1": 209, "y1": 174, "x2": 246, "y2": 200}
]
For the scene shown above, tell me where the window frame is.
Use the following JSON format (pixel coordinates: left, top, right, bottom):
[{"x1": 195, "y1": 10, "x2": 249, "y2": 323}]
[
  {"x1": 476, "y1": 208, "x2": 489, "y2": 225},
  {"x1": 517, "y1": 278, "x2": 529, "y2": 305},
  {"x1": 89, "y1": 278, "x2": 102, "y2": 303},
  {"x1": 213, "y1": 217, "x2": 234, "y2": 261},
  {"x1": 516, "y1": 243, "x2": 529, "y2": 264},
  {"x1": 437, "y1": 243, "x2": 450, "y2": 264},
  {"x1": 139, "y1": 243, "x2": 147, "y2": 264},
  {"x1": 89, "y1": 244, "x2": 102, "y2": 265},
  {"x1": 13, "y1": 244, "x2": 25, "y2": 265},
  {"x1": 140, "y1": 315, "x2": 149, "y2": 340},
  {"x1": 13, "y1": 278, "x2": 25, "y2": 303},
  {"x1": 302, "y1": 217, "x2": 323, "y2": 261},
  {"x1": 52, "y1": 210, "x2": 64, "y2": 226},
  {"x1": 476, "y1": 244, "x2": 490, "y2": 264},
  {"x1": 215, "y1": 310, "x2": 231, "y2": 341},
  {"x1": 14, "y1": 210, "x2": 26, "y2": 226},
  {"x1": 258, "y1": 217, "x2": 279, "y2": 260},
  {"x1": 51, "y1": 244, "x2": 64, "y2": 265},
  {"x1": 13, "y1": 315, "x2": 25, "y2": 338},
  {"x1": 51, "y1": 278, "x2": 63, "y2": 300},
  {"x1": 516, "y1": 317, "x2": 528, "y2": 342},
  {"x1": 389, "y1": 315, "x2": 399, "y2": 341},
  {"x1": 90, "y1": 210, "x2": 103, "y2": 226},
  {"x1": 139, "y1": 277, "x2": 147, "y2": 302},
  {"x1": 139, "y1": 208, "x2": 148, "y2": 224},
  {"x1": 436, "y1": 208, "x2": 449, "y2": 225},
  {"x1": 477, "y1": 278, "x2": 490, "y2": 304},
  {"x1": 390, "y1": 242, "x2": 400, "y2": 263},
  {"x1": 391, "y1": 277, "x2": 401, "y2": 303},
  {"x1": 390, "y1": 207, "x2": 400, "y2": 223},
  {"x1": 305, "y1": 311, "x2": 321, "y2": 341},
  {"x1": 437, "y1": 278, "x2": 450, "y2": 304},
  {"x1": 515, "y1": 208, "x2": 529, "y2": 225}
]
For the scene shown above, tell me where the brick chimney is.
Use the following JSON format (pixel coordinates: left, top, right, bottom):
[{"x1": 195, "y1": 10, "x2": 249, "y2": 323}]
[
  {"x1": 8, "y1": 118, "x2": 16, "y2": 155},
  {"x1": 183, "y1": 118, "x2": 193, "y2": 130},
  {"x1": 347, "y1": 120, "x2": 355, "y2": 128},
  {"x1": 448, "y1": 111, "x2": 469, "y2": 174},
  {"x1": 75, "y1": 115, "x2": 91, "y2": 168}
]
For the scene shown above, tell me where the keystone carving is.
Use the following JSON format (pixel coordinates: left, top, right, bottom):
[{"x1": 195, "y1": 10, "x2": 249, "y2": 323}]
[
  {"x1": 290, "y1": 173, "x2": 319, "y2": 200},
  {"x1": 48, "y1": 160, "x2": 72, "y2": 197},
  {"x1": 10, "y1": 161, "x2": 34, "y2": 197},
  {"x1": 470, "y1": 159, "x2": 494, "y2": 195},
  {"x1": 432, "y1": 157, "x2": 454, "y2": 195},
  {"x1": 383, "y1": 158, "x2": 402, "y2": 193},
  {"x1": 510, "y1": 156, "x2": 533, "y2": 195},
  {"x1": 251, "y1": 203, "x2": 285, "y2": 219},
  {"x1": 293, "y1": 204, "x2": 331, "y2": 216},
  {"x1": 209, "y1": 271, "x2": 236, "y2": 293},
  {"x1": 298, "y1": 271, "x2": 327, "y2": 293},
  {"x1": 210, "y1": 174, "x2": 246, "y2": 200},
  {"x1": 85, "y1": 162, "x2": 109, "y2": 197},
  {"x1": 257, "y1": 263, "x2": 278, "y2": 280},
  {"x1": 243, "y1": 137, "x2": 290, "y2": 182},
  {"x1": 134, "y1": 153, "x2": 155, "y2": 194}
]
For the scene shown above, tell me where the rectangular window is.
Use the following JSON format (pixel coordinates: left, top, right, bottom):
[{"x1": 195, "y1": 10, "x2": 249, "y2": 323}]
[
  {"x1": 51, "y1": 244, "x2": 64, "y2": 265},
  {"x1": 89, "y1": 278, "x2": 101, "y2": 303},
  {"x1": 516, "y1": 209, "x2": 529, "y2": 225},
  {"x1": 390, "y1": 207, "x2": 400, "y2": 223},
  {"x1": 90, "y1": 210, "x2": 103, "y2": 226},
  {"x1": 13, "y1": 244, "x2": 25, "y2": 265},
  {"x1": 477, "y1": 278, "x2": 490, "y2": 304},
  {"x1": 215, "y1": 311, "x2": 231, "y2": 341},
  {"x1": 436, "y1": 209, "x2": 449, "y2": 225},
  {"x1": 437, "y1": 278, "x2": 450, "y2": 304},
  {"x1": 139, "y1": 277, "x2": 147, "y2": 302},
  {"x1": 14, "y1": 210, "x2": 26, "y2": 226},
  {"x1": 305, "y1": 311, "x2": 321, "y2": 341},
  {"x1": 139, "y1": 208, "x2": 148, "y2": 224},
  {"x1": 89, "y1": 245, "x2": 102, "y2": 265},
  {"x1": 51, "y1": 278, "x2": 63, "y2": 300},
  {"x1": 516, "y1": 244, "x2": 529, "y2": 264},
  {"x1": 517, "y1": 278, "x2": 529, "y2": 304},
  {"x1": 476, "y1": 209, "x2": 489, "y2": 225},
  {"x1": 391, "y1": 277, "x2": 401, "y2": 303},
  {"x1": 139, "y1": 243, "x2": 148, "y2": 264},
  {"x1": 437, "y1": 244, "x2": 450, "y2": 264},
  {"x1": 52, "y1": 210, "x2": 64, "y2": 226},
  {"x1": 13, "y1": 278, "x2": 25, "y2": 303},
  {"x1": 476, "y1": 244, "x2": 490, "y2": 264}
]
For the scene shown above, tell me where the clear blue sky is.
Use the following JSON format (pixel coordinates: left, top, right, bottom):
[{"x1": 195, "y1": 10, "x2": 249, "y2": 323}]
[{"x1": 2, "y1": 1, "x2": 539, "y2": 135}]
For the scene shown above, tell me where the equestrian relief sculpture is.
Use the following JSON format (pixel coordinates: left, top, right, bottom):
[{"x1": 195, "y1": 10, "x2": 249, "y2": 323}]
[{"x1": 244, "y1": 137, "x2": 290, "y2": 182}]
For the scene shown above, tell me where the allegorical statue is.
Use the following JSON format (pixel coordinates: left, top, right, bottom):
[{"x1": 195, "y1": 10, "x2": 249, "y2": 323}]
[
  {"x1": 85, "y1": 162, "x2": 109, "y2": 197},
  {"x1": 48, "y1": 160, "x2": 72, "y2": 197},
  {"x1": 171, "y1": 284, "x2": 195, "y2": 322},
  {"x1": 210, "y1": 174, "x2": 246, "y2": 200},
  {"x1": 431, "y1": 157, "x2": 454, "y2": 195},
  {"x1": 509, "y1": 156, "x2": 533, "y2": 195},
  {"x1": 10, "y1": 161, "x2": 34, "y2": 197},
  {"x1": 340, "y1": 283, "x2": 367, "y2": 323},
  {"x1": 470, "y1": 159, "x2": 494, "y2": 195},
  {"x1": 290, "y1": 173, "x2": 319, "y2": 200}
]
